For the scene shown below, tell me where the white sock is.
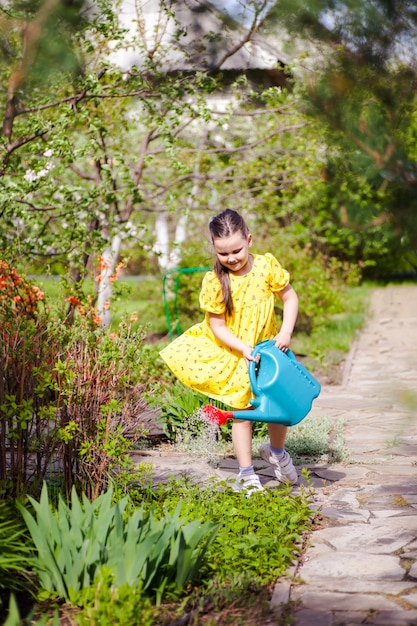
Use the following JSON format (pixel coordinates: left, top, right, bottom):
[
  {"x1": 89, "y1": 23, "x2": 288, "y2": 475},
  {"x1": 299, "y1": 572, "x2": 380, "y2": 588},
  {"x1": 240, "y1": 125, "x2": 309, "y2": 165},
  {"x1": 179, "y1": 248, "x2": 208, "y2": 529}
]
[{"x1": 239, "y1": 465, "x2": 255, "y2": 476}]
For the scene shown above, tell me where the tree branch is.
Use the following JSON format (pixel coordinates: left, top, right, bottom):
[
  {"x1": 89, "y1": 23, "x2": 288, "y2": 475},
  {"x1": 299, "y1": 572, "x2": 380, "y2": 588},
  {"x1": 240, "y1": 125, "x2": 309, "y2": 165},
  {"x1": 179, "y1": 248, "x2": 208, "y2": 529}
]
[
  {"x1": 208, "y1": 0, "x2": 270, "y2": 72},
  {"x1": 2, "y1": 0, "x2": 60, "y2": 142}
]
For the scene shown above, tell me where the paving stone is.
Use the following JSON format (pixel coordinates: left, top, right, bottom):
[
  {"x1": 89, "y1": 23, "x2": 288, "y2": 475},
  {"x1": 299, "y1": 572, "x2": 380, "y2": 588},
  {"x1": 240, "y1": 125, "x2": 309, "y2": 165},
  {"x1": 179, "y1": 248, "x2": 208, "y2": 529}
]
[
  {"x1": 402, "y1": 593, "x2": 417, "y2": 608},
  {"x1": 402, "y1": 550, "x2": 417, "y2": 560},
  {"x1": 292, "y1": 609, "x2": 332, "y2": 626},
  {"x1": 372, "y1": 509, "x2": 416, "y2": 519},
  {"x1": 332, "y1": 612, "x2": 377, "y2": 625},
  {"x1": 319, "y1": 506, "x2": 371, "y2": 523},
  {"x1": 290, "y1": 590, "x2": 400, "y2": 612},
  {"x1": 307, "y1": 467, "x2": 358, "y2": 482},
  {"x1": 362, "y1": 610, "x2": 417, "y2": 625},
  {"x1": 295, "y1": 580, "x2": 416, "y2": 595},
  {"x1": 288, "y1": 286, "x2": 417, "y2": 626},
  {"x1": 311, "y1": 518, "x2": 417, "y2": 554},
  {"x1": 409, "y1": 562, "x2": 417, "y2": 579},
  {"x1": 269, "y1": 581, "x2": 291, "y2": 606},
  {"x1": 299, "y1": 550, "x2": 405, "y2": 582}
]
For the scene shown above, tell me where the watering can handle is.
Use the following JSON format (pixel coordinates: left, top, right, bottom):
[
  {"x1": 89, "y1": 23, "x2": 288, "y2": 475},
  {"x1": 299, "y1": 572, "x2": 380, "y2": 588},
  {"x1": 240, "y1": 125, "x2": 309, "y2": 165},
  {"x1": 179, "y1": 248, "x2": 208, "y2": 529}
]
[
  {"x1": 248, "y1": 340, "x2": 297, "y2": 395},
  {"x1": 248, "y1": 354, "x2": 261, "y2": 396}
]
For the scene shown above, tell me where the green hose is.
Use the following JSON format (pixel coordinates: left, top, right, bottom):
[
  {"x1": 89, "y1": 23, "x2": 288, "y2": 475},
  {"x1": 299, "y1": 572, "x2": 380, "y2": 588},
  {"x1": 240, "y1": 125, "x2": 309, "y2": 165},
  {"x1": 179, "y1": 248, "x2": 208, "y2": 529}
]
[{"x1": 162, "y1": 267, "x2": 211, "y2": 340}]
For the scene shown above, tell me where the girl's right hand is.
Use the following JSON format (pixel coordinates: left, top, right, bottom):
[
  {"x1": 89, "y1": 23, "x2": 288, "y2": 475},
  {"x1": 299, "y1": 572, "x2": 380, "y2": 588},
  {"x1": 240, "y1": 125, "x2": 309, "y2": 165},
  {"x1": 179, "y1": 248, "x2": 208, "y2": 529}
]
[
  {"x1": 242, "y1": 345, "x2": 259, "y2": 364},
  {"x1": 209, "y1": 314, "x2": 258, "y2": 363}
]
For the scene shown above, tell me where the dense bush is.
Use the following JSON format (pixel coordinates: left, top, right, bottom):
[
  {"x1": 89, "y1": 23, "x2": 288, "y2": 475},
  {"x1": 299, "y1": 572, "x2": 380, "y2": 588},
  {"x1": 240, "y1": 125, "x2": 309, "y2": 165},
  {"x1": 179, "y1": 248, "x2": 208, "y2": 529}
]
[{"x1": 0, "y1": 263, "x2": 152, "y2": 499}]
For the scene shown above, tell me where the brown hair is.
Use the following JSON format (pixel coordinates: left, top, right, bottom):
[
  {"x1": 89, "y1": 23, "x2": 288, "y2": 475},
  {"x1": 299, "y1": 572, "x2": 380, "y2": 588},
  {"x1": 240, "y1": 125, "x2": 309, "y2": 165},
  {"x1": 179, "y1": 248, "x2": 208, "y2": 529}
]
[{"x1": 209, "y1": 209, "x2": 250, "y2": 316}]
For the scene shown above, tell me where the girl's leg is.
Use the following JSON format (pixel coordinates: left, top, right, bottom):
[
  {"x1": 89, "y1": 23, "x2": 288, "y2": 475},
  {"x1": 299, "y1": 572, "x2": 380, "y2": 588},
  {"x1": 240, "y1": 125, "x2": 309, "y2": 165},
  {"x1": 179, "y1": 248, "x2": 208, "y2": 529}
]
[
  {"x1": 232, "y1": 418, "x2": 264, "y2": 492},
  {"x1": 268, "y1": 423, "x2": 287, "y2": 449},
  {"x1": 232, "y1": 419, "x2": 253, "y2": 467},
  {"x1": 261, "y1": 423, "x2": 297, "y2": 484}
]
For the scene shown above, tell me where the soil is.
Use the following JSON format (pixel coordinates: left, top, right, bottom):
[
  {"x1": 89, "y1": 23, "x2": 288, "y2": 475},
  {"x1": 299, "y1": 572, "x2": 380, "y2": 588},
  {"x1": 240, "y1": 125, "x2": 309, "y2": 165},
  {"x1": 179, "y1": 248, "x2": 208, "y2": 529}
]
[{"x1": 3, "y1": 585, "x2": 281, "y2": 626}]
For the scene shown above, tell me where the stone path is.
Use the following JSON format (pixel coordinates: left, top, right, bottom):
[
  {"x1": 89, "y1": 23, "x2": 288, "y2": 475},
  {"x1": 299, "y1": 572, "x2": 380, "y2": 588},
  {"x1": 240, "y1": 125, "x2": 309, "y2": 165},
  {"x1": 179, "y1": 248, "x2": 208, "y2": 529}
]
[
  {"x1": 276, "y1": 285, "x2": 417, "y2": 626},
  {"x1": 133, "y1": 285, "x2": 417, "y2": 626}
]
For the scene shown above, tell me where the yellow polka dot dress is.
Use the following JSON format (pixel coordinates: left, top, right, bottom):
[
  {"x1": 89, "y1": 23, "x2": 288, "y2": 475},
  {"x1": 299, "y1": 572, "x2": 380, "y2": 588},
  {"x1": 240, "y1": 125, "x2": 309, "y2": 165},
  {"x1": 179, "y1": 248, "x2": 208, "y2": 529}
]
[{"x1": 159, "y1": 253, "x2": 290, "y2": 409}]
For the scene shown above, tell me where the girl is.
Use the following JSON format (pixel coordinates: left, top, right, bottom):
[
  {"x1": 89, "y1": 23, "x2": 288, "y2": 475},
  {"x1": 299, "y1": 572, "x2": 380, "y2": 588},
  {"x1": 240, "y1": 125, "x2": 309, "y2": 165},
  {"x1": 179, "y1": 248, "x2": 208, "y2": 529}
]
[{"x1": 160, "y1": 209, "x2": 299, "y2": 492}]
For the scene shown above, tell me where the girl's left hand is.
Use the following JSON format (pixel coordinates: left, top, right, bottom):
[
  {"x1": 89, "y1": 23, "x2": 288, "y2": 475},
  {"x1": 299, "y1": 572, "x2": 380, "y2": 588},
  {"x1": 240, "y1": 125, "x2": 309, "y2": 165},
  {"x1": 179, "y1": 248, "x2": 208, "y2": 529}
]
[{"x1": 273, "y1": 330, "x2": 292, "y2": 352}]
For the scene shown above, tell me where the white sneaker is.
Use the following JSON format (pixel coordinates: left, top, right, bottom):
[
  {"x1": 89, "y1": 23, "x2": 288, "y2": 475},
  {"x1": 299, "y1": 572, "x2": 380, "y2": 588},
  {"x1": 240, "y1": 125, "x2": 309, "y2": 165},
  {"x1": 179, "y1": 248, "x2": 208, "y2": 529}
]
[
  {"x1": 259, "y1": 444, "x2": 298, "y2": 485},
  {"x1": 234, "y1": 472, "x2": 264, "y2": 494}
]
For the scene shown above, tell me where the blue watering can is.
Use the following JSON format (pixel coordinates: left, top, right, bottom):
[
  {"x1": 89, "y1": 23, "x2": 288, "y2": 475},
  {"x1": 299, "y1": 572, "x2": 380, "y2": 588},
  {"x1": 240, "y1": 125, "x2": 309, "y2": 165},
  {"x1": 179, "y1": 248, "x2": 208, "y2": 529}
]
[{"x1": 203, "y1": 339, "x2": 321, "y2": 426}]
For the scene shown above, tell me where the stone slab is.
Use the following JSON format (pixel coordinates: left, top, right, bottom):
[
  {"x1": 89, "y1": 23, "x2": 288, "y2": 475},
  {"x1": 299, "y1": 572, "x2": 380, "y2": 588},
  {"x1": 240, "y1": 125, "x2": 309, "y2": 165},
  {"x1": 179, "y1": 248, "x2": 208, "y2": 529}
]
[{"x1": 299, "y1": 551, "x2": 405, "y2": 582}]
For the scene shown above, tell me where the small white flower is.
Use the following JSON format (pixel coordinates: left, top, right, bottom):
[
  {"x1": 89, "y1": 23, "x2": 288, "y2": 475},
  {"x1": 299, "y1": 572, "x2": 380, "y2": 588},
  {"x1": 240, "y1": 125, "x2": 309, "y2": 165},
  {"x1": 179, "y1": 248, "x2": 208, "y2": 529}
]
[
  {"x1": 44, "y1": 148, "x2": 54, "y2": 157},
  {"x1": 24, "y1": 169, "x2": 38, "y2": 182},
  {"x1": 124, "y1": 221, "x2": 138, "y2": 237},
  {"x1": 12, "y1": 218, "x2": 25, "y2": 232},
  {"x1": 24, "y1": 162, "x2": 55, "y2": 181}
]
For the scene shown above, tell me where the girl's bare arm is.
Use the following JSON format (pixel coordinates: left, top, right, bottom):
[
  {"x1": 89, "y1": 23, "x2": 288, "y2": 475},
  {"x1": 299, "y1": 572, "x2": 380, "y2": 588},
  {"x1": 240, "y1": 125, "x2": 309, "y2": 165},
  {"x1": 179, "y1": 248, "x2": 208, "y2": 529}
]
[
  {"x1": 209, "y1": 313, "x2": 256, "y2": 362},
  {"x1": 274, "y1": 284, "x2": 299, "y2": 351}
]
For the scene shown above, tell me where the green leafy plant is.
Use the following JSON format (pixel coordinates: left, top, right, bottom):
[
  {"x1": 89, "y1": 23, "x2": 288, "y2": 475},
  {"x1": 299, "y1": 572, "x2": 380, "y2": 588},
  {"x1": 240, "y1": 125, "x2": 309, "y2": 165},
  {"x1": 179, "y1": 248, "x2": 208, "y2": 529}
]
[
  {"x1": 151, "y1": 382, "x2": 205, "y2": 439},
  {"x1": 17, "y1": 483, "x2": 219, "y2": 606},
  {"x1": 150, "y1": 380, "x2": 232, "y2": 442},
  {"x1": 276, "y1": 416, "x2": 349, "y2": 464},
  {"x1": 131, "y1": 477, "x2": 313, "y2": 588},
  {"x1": 77, "y1": 575, "x2": 156, "y2": 626},
  {"x1": 0, "y1": 502, "x2": 34, "y2": 593}
]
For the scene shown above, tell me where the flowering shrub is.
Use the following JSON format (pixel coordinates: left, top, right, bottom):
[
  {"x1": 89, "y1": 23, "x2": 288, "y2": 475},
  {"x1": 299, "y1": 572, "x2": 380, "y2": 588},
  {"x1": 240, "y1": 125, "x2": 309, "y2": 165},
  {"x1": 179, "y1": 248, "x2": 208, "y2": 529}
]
[
  {"x1": 0, "y1": 260, "x2": 45, "y2": 316},
  {"x1": 0, "y1": 262, "x2": 150, "y2": 499},
  {"x1": 0, "y1": 262, "x2": 53, "y2": 497}
]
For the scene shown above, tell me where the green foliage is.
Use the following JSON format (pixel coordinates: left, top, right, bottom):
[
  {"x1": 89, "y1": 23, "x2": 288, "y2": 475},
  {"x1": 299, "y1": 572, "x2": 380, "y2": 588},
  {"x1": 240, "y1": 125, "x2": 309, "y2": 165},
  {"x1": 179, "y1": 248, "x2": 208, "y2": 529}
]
[
  {"x1": 131, "y1": 477, "x2": 312, "y2": 588},
  {"x1": 0, "y1": 502, "x2": 34, "y2": 594},
  {"x1": 279, "y1": 416, "x2": 348, "y2": 464},
  {"x1": 0, "y1": 264, "x2": 152, "y2": 499},
  {"x1": 77, "y1": 576, "x2": 156, "y2": 626},
  {"x1": 277, "y1": 242, "x2": 360, "y2": 333},
  {"x1": 0, "y1": 0, "x2": 223, "y2": 286},
  {"x1": 17, "y1": 484, "x2": 219, "y2": 606},
  {"x1": 147, "y1": 380, "x2": 232, "y2": 442},
  {"x1": 148, "y1": 382, "x2": 207, "y2": 439},
  {"x1": 3, "y1": 594, "x2": 59, "y2": 626},
  {"x1": 264, "y1": 0, "x2": 417, "y2": 275},
  {"x1": 163, "y1": 266, "x2": 210, "y2": 339}
]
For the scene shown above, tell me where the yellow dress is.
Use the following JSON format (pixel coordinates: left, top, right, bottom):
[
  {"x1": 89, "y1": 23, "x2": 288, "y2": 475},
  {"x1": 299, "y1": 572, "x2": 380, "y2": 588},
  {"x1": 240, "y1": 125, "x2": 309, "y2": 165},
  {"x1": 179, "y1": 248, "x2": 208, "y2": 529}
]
[{"x1": 159, "y1": 253, "x2": 290, "y2": 409}]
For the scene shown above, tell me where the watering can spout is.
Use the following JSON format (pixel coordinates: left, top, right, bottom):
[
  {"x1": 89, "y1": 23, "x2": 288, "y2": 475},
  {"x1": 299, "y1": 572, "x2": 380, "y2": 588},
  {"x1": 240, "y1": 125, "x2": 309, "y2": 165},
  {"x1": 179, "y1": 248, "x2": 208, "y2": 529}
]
[{"x1": 203, "y1": 340, "x2": 321, "y2": 426}]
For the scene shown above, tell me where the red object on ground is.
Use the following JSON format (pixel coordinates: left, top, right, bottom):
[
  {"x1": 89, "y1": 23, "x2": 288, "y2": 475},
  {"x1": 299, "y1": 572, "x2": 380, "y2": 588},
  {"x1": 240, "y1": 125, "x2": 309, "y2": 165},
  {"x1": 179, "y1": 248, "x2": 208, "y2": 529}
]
[{"x1": 202, "y1": 405, "x2": 234, "y2": 426}]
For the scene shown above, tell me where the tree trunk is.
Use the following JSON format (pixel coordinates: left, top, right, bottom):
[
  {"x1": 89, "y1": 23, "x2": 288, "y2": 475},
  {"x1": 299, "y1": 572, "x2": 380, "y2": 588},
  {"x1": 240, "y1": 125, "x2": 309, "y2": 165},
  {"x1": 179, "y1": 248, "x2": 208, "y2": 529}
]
[{"x1": 96, "y1": 234, "x2": 122, "y2": 327}]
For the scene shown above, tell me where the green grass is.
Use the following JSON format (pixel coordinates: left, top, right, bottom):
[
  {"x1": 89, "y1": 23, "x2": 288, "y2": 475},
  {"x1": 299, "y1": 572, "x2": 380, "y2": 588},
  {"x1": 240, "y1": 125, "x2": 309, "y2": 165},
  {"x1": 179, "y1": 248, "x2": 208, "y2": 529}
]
[
  {"x1": 34, "y1": 275, "x2": 169, "y2": 336},
  {"x1": 110, "y1": 277, "x2": 168, "y2": 335},
  {"x1": 291, "y1": 282, "x2": 370, "y2": 376}
]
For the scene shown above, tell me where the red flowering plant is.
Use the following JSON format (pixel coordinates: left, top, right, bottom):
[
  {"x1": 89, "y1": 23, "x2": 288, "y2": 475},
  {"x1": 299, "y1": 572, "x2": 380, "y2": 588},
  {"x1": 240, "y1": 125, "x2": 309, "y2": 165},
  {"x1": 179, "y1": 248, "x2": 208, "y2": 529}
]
[
  {"x1": 51, "y1": 309, "x2": 151, "y2": 501},
  {"x1": 0, "y1": 261, "x2": 54, "y2": 497},
  {"x1": 0, "y1": 260, "x2": 151, "y2": 499}
]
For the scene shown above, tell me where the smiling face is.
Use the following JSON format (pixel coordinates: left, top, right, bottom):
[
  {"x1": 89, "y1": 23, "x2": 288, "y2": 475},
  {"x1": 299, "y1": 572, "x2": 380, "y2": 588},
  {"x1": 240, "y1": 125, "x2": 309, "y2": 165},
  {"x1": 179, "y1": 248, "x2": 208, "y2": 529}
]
[{"x1": 212, "y1": 231, "x2": 253, "y2": 275}]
